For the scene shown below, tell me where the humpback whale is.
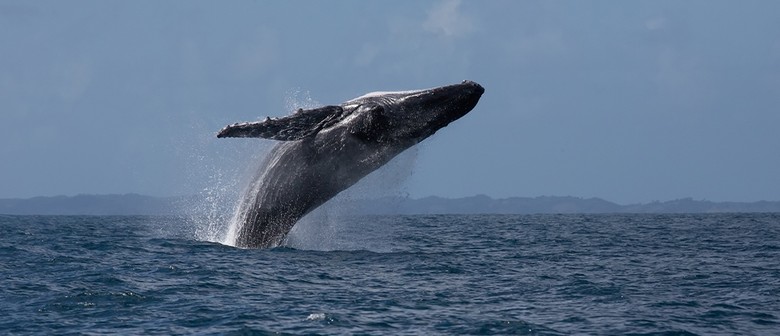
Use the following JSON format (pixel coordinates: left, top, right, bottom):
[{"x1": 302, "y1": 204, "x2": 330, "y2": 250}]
[{"x1": 217, "y1": 80, "x2": 484, "y2": 248}]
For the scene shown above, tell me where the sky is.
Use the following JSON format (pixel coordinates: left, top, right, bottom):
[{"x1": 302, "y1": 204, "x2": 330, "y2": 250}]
[{"x1": 1, "y1": 0, "x2": 779, "y2": 204}]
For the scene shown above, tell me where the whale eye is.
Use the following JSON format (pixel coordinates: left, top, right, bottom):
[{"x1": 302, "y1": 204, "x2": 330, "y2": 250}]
[{"x1": 349, "y1": 103, "x2": 389, "y2": 142}]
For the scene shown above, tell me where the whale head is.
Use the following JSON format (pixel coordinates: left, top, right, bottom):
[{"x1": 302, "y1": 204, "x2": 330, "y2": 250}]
[{"x1": 343, "y1": 80, "x2": 485, "y2": 143}]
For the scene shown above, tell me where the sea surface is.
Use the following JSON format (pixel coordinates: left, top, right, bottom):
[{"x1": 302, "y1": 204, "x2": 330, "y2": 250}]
[{"x1": 1, "y1": 213, "x2": 779, "y2": 335}]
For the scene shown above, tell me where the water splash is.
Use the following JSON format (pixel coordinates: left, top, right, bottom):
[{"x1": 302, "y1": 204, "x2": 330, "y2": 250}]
[
  {"x1": 197, "y1": 90, "x2": 323, "y2": 247},
  {"x1": 173, "y1": 116, "x2": 270, "y2": 246},
  {"x1": 190, "y1": 169, "x2": 239, "y2": 244},
  {"x1": 222, "y1": 150, "x2": 278, "y2": 247},
  {"x1": 284, "y1": 88, "x2": 321, "y2": 111}
]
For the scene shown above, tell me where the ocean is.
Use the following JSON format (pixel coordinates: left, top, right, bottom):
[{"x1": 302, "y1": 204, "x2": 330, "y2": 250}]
[{"x1": 1, "y1": 213, "x2": 778, "y2": 335}]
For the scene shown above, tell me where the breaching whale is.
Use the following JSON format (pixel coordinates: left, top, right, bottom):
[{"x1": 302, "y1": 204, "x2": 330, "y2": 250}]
[{"x1": 217, "y1": 80, "x2": 484, "y2": 248}]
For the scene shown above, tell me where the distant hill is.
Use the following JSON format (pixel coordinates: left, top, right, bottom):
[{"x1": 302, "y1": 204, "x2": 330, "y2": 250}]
[
  {"x1": 0, "y1": 194, "x2": 182, "y2": 216},
  {"x1": 1, "y1": 194, "x2": 779, "y2": 216},
  {"x1": 351, "y1": 195, "x2": 780, "y2": 214}
]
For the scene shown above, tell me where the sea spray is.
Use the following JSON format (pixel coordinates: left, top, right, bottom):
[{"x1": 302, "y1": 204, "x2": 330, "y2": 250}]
[
  {"x1": 173, "y1": 117, "x2": 271, "y2": 245},
  {"x1": 284, "y1": 88, "x2": 322, "y2": 111},
  {"x1": 222, "y1": 151, "x2": 277, "y2": 246},
  {"x1": 191, "y1": 169, "x2": 240, "y2": 243},
  {"x1": 197, "y1": 145, "x2": 271, "y2": 246}
]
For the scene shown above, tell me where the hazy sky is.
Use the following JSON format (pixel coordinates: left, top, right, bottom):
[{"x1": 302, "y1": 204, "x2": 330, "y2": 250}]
[{"x1": 2, "y1": 1, "x2": 779, "y2": 203}]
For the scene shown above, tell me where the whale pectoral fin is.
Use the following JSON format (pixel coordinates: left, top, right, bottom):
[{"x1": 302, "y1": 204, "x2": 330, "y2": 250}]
[{"x1": 217, "y1": 105, "x2": 343, "y2": 141}]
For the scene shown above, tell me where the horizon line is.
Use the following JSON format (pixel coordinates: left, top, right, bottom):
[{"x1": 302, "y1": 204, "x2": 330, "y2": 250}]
[{"x1": 2, "y1": 193, "x2": 778, "y2": 206}]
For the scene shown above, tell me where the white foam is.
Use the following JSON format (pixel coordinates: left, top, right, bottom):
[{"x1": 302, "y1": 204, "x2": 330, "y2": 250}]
[{"x1": 306, "y1": 313, "x2": 326, "y2": 321}]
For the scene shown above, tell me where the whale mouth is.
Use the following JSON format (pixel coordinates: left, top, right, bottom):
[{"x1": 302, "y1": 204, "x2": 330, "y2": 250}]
[
  {"x1": 419, "y1": 80, "x2": 484, "y2": 111},
  {"x1": 424, "y1": 80, "x2": 484, "y2": 105},
  {"x1": 461, "y1": 80, "x2": 485, "y2": 94}
]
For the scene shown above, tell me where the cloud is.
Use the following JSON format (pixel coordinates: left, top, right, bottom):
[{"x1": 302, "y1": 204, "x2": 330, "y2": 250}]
[
  {"x1": 354, "y1": 43, "x2": 380, "y2": 67},
  {"x1": 350, "y1": 0, "x2": 480, "y2": 74},
  {"x1": 645, "y1": 17, "x2": 667, "y2": 31},
  {"x1": 422, "y1": 0, "x2": 474, "y2": 38},
  {"x1": 507, "y1": 31, "x2": 566, "y2": 59},
  {"x1": 230, "y1": 29, "x2": 278, "y2": 79}
]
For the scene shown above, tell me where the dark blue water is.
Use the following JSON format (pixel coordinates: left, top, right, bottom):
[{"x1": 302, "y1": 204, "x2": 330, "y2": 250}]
[{"x1": 2, "y1": 213, "x2": 779, "y2": 335}]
